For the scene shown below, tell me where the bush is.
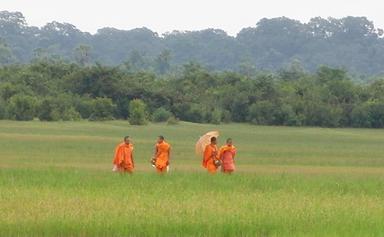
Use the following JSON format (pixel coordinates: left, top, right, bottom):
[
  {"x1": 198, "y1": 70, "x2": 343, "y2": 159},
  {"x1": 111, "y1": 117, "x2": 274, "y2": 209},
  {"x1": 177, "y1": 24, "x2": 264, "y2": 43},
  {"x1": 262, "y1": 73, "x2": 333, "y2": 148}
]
[
  {"x1": 152, "y1": 107, "x2": 172, "y2": 122},
  {"x1": 209, "y1": 109, "x2": 222, "y2": 124},
  {"x1": 302, "y1": 101, "x2": 342, "y2": 127},
  {"x1": 89, "y1": 97, "x2": 116, "y2": 121},
  {"x1": 277, "y1": 104, "x2": 300, "y2": 126},
  {"x1": 184, "y1": 104, "x2": 206, "y2": 123},
  {"x1": 129, "y1": 99, "x2": 147, "y2": 125},
  {"x1": 38, "y1": 98, "x2": 54, "y2": 121},
  {"x1": 8, "y1": 94, "x2": 38, "y2": 121},
  {"x1": 221, "y1": 110, "x2": 232, "y2": 123},
  {"x1": 369, "y1": 102, "x2": 384, "y2": 128},
  {"x1": 0, "y1": 98, "x2": 7, "y2": 119},
  {"x1": 73, "y1": 96, "x2": 94, "y2": 119},
  {"x1": 61, "y1": 107, "x2": 81, "y2": 121},
  {"x1": 167, "y1": 116, "x2": 179, "y2": 125},
  {"x1": 248, "y1": 101, "x2": 277, "y2": 125},
  {"x1": 351, "y1": 103, "x2": 372, "y2": 128},
  {"x1": 38, "y1": 96, "x2": 81, "y2": 121}
]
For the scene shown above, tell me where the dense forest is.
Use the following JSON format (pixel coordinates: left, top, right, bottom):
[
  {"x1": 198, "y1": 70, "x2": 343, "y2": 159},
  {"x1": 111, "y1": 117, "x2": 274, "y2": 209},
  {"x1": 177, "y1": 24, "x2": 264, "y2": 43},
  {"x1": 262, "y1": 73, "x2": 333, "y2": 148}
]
[
  {"x1": 1, "y1": 11, "x2": 384, "y2": 128},
  {"x1": 0, "y1": 11, "x2": 384, "y2": 75},
  {"x1": 0, "y1": 60, "x2": 384, "y2": 128}
]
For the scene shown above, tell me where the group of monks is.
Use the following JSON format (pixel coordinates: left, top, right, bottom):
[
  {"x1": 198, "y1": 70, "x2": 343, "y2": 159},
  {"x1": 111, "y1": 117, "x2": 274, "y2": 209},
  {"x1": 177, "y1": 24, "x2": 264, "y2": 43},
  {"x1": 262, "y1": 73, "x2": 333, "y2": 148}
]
[
  {"x1": 202, "y1": 137, "x2": 236, "y2": 174},
  {"x1": 113, "y1": 135, "x2": 171, "y2": 174},
  {"x1": 112, "y1": 135, "x2": 236, "y2": 174}
]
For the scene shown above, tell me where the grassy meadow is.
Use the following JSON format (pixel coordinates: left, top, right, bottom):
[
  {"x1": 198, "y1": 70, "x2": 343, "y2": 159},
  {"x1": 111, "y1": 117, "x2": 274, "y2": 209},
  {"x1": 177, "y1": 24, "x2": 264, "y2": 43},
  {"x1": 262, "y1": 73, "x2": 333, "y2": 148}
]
[{"x1": 1, "y1": 121, "x2": 384, "y2": 236}]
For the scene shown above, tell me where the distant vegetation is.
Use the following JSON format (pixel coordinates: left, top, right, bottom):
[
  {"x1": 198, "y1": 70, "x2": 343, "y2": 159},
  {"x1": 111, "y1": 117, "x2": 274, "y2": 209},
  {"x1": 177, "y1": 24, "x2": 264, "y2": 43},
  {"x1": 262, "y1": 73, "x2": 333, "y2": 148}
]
[
  {"x1": 1, "y1": 60, "x2": 384, "y2": 128},
  {"x1": 1, "y1": 11, "x2": 384, "y2": 75},
  {"x1": 1, "y1": 11, "x2": 384, "y2": 128}
]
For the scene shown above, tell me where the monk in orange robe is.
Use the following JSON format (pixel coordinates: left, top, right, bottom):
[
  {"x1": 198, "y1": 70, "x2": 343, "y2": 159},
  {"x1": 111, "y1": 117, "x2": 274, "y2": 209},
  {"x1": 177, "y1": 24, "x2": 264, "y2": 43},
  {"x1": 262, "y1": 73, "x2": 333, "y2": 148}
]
[
  {"x1": 219, "y1": 138, "x2": 236, "y2": 174},
  {"x1": 153, "y1": 135, "x2": 171, "y2": 173},
  {"x1": 113, "y1": 136, "x2": 134, "y2": 173},
  {"x1": 203, "y1": 137, "x2": 220, "y2": 174}
]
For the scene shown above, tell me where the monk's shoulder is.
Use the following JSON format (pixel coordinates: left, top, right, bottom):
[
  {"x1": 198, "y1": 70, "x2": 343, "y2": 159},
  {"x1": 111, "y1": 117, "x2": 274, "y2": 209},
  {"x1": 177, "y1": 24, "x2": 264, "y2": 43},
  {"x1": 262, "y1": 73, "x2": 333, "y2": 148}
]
[{"x1": 204, "y1": 144, "x2": 211, "y2": 151}]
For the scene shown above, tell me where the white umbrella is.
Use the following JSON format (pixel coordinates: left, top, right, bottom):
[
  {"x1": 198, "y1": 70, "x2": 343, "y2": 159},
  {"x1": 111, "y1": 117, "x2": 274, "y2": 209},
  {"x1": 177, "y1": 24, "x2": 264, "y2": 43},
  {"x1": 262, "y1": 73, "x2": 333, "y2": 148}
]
[{"x1": 195, "y1": 131, "x2": 219, "y2": 156}]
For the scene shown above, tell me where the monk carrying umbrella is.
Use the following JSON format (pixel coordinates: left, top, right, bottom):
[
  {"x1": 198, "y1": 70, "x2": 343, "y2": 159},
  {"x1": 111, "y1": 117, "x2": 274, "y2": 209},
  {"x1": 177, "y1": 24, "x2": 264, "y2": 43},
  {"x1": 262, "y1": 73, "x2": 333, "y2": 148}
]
[{"x1": 196, "y1": 131, "x2": 221, "y2": 174}]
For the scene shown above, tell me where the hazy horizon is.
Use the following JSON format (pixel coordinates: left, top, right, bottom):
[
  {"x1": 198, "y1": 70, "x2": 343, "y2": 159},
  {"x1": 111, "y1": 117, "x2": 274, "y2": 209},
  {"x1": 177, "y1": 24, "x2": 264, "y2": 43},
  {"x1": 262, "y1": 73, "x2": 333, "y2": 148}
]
[{"x1": 2, "y1": 0, "x2": 383, "y2": 36}]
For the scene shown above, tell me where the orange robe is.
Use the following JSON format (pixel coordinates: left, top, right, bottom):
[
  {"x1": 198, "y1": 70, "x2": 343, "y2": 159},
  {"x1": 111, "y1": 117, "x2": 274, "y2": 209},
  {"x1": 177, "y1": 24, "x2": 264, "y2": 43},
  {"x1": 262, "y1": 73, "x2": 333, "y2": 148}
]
[
  {"x1": 203, "y1": 144, "x2": 218, "y2": 173},
  {"x1": 155, "y1": 141, "x2": 171, "y2": 173},
  {"x1": 113, "y1": 143, "x2": 134, "y2": 172},
  {"x1": 219, "y1": 145, "x2": 236, "y2": 173}
]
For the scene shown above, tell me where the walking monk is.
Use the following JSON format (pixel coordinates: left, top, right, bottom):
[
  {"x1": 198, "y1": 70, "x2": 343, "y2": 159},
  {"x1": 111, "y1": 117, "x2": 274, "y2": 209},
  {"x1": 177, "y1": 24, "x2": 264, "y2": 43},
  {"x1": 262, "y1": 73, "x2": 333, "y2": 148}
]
[
  {"x1": 203, "y1": 137, "x2": 220, "y2": 173},
  {"x1": 219, "y1": 138, "x2": 236, "y2": 174},
  {"x1": 153, "y1": 135, "x2": 171, "y2": 173},
  {"x1": 113, "y1": 136, "x2": 134, "y2": 173}
]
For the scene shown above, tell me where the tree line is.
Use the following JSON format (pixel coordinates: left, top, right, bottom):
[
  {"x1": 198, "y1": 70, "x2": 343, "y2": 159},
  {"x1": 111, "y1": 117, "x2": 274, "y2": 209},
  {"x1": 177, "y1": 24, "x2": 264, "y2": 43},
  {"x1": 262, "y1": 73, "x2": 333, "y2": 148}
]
[
  {"x1": 0, "y1": 60, "x2": 384, "y2": 128},
  {"x1": 1, "y1": 11, "x2": 384, "y2": 76}
]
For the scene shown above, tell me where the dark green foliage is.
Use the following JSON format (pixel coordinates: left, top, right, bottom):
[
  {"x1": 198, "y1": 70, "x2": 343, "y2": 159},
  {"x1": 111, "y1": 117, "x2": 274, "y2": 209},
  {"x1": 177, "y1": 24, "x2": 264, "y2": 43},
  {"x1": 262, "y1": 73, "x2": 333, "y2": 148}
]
[
  {"x1": 89, "y1": 98, "x2": 116, "y2": 121},
  {"x1": 0, "y1": 98, "x2": 7, "y2": 119},
  {"x1": 7, "y1": 94, "x2": 38, "y2": 121},
  {"x1": 248, "y1": 101, "x2": 279, "y2": 125},
  {"x1": 152, "y1": 107, "x2": 172, "y2": 122},
  {"x1": 0, "y1": 59, "x2": 383, "y2": 127},
  {"x1": 38, "y1": 96, "x2": 80, "y2": 121},
  {"x1": 1, "y1": 11, "x2": 384, "y2": 127},
  {"x1": 129, "y1": 99, "x2": 147, "y2": 125}
]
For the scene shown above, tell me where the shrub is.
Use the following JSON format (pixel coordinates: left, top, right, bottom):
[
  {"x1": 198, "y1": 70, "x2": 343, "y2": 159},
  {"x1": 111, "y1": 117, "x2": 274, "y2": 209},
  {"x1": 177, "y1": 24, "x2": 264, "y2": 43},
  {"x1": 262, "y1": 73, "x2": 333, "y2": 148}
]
[
  {"x1": 129, "y1": 99, "x2": 147, "y2": 125},
  {"x1": 248, "y1": 101, "x2": 277, "y2": 125},
  {"x1": 221, "y1": 110, "x2": 232, "y2": 123},
  {"x1": 89, "y1": 97, "x2": 116, "y2": 121},
  {"x1": 152, "y1": 107, "x2": 172, "y2": 122},
  {"x1": 0, "y1": 98, "x2": 7, "y2": 119},
  {"x1": 209, "y1": 109, "x2": 222, "y2": 124},
  {"x1": 8, "y1": 94, "x2": 38, "y2": 121},
  {"x1": 351, "y1": 103, "x2": 372, "y2": 128},
  {"x1": 73, "y1": 96, "x2": 94, "y2": 119},
  {"x1": 38, "y1": 96, "x2": 81, "y2": 121},
  {"x1": 167, "y1": 116, "x2": 179, "y2": 125}
]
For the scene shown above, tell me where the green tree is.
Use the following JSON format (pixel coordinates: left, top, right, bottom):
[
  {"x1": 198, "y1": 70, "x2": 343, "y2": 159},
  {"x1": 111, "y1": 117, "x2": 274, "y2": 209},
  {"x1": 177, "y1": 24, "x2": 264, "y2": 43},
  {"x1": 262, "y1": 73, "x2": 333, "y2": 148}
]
[
  {"x1": 89, "y1": 97, "x2": 116, "y2": 121},
  {"x1": 0, "y1": 98, "x2": 7, "y2": 119},
  {"x1": 154, "y1": 50, "x2": 171, "y2": 74},
  {"x1": 0, "y1": 39, "x2": 16, "y2": 65},
  {"x1": 248, "y1": 101, "x2": 277, "y2": 125},
  {"x1": 38, "y1": 96, "x2": 80, "y2": 121},
  {"x1": 152, "y1": 107, "x2": 172, "y2": 122},
  {"x1": 74, "y1": 44, "x2": 91, "y2": 66},
  {"x1": 129, "y1": 99, "x2": 147, "y2": 125},
  {"x1": 8, "y1": 94, "x2": 38, "y2": 120}
]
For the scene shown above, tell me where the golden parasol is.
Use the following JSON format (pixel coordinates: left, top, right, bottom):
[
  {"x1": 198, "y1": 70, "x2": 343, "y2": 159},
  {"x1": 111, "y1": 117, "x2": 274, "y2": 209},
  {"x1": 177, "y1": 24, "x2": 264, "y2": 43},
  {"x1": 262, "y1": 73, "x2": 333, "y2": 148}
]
[{"x1": 195, "y1": 131, "x2": 219, "y2": 156}]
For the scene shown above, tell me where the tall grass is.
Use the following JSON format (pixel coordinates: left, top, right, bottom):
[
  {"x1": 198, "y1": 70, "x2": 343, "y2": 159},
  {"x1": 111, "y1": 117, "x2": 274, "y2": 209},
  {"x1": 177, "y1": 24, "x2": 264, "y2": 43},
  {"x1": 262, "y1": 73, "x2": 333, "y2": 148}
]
[{"x1": 1, "y1": 121, "x2": 384, "y2": 236}]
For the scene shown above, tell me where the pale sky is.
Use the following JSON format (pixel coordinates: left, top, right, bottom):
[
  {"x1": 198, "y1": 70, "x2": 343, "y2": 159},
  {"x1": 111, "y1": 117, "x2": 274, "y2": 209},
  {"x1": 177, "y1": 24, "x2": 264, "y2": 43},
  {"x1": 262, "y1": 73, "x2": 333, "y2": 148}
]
[{"x1": 1, "y1": 0, "x2": 383, "y2": 35}]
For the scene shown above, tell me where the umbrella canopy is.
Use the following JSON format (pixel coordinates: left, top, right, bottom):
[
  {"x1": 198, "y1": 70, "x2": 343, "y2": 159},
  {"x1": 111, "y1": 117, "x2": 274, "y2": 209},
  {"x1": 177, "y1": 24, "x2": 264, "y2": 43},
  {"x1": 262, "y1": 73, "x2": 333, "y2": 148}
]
[{"x1": 195, "y1": 131, "x2": 219, "y2": 156}]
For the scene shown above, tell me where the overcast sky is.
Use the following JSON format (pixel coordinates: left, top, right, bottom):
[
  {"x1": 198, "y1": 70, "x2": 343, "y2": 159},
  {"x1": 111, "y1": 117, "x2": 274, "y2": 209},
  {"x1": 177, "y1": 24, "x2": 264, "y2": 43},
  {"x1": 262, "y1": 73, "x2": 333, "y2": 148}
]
[{"x1": 2, "y1": 0, "x2": 382, "y2": 35}]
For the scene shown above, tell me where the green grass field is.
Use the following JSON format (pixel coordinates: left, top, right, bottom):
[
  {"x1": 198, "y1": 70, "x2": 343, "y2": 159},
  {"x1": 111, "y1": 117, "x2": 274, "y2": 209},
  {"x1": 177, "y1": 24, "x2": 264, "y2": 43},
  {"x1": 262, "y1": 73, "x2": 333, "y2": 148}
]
[{"x1": 1, "y1": 121, "x2": 384, "y2": 236}]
